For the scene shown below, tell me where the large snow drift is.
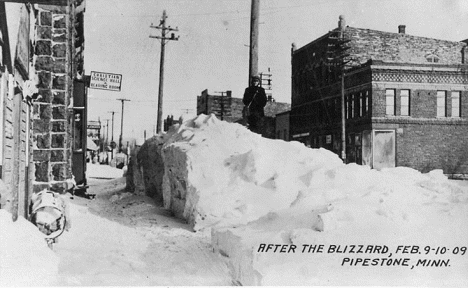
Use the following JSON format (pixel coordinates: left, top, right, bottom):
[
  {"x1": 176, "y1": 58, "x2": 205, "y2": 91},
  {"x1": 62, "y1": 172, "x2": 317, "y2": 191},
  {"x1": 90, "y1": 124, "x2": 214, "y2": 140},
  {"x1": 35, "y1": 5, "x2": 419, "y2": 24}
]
[
  {"x1": 162, "y1": 114, "x2": 344, "y2": 230},
  {"x1": 0, "y1": 209, "x2": 59, "y2": 286},
  {"x1": 160, "y1": 114, "x2": 468, "y2": 285}
]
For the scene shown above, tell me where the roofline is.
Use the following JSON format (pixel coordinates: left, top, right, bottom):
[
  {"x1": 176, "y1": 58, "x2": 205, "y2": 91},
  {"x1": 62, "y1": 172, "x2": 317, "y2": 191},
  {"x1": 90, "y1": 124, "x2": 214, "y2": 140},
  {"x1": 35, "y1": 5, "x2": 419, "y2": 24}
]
[
  {"x1": 292, "y1": 29, "x2": 336, "y2": 55},
  {"x1": 351, "y1": 27, "x2": 468, "y2": 46},
  {"x1": 293, "y1": 26, "x2": 467, "y2": 56}
]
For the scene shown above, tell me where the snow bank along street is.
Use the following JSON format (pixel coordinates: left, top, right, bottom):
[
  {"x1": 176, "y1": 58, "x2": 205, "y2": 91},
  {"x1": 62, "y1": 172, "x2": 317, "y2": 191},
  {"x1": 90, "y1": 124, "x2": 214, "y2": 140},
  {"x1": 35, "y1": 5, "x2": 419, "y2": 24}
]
[
  {"x1": 1, "y1": 114, "x2": 468, "y2": 286},
  {"x1": 147, "y1": 114, "x2": 468, "y2": 286}
]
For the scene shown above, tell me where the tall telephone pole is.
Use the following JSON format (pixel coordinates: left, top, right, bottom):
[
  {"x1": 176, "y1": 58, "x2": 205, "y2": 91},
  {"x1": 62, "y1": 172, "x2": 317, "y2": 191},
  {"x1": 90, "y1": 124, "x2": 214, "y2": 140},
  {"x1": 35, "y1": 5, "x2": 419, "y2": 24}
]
[
  {"x1": 150, "y1": 10, "x2": 179, "y2": 134},
  {"x1": 117, "y1": 98, "x2": 130, "y2": 152},
  {"x1": 108, "y1": 110, "x2": 118, "y2": 162},
  {"x1": 104, "y1": 119, "x2": 110, "y2": 147},
  {"x1": 326, "y1": 15, "x2": 350, "y2": 162},
  {"x1": 249, "y1": 0, "x2": 260, "y2": 84}
]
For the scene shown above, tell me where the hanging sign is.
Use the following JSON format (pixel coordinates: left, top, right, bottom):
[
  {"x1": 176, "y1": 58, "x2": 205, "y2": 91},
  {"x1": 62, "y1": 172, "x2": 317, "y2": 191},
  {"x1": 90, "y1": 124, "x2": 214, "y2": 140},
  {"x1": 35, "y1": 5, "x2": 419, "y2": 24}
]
[{"x1": 89, "y1": 71, "x2": 122, "y2": 92}]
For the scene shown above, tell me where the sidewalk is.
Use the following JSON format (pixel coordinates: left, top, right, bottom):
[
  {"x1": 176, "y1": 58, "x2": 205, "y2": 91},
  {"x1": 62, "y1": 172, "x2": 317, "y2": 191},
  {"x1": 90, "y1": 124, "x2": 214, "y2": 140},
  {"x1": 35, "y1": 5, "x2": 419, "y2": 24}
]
[{"x1": 53, "y1": 164, "x2": 231, "y2": 286}]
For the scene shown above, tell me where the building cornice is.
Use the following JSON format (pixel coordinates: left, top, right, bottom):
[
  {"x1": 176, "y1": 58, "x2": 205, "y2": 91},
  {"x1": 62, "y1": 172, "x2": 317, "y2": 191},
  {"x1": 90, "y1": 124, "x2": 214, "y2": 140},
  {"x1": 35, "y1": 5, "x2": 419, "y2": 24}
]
[{"x1": 372, "y1": 117, "x2": 468, "y2": 125}]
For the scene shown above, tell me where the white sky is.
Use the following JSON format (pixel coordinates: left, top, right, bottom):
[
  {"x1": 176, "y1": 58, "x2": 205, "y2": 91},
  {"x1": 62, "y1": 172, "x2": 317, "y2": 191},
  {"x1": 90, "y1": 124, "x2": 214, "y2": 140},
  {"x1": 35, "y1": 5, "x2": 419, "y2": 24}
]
[{"x1": 84, "y1": 0, "x2": 468, "y2": 140}]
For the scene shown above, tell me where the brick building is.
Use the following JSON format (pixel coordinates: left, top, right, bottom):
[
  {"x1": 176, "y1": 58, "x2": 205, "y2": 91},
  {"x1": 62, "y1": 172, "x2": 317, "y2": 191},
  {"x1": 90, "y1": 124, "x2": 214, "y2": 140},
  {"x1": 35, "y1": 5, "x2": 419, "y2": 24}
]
[
  {"x1": 196, "y1": 89, "x2": 290, "y2": 138},
  {"x1": 291, "y1": 16, "x2": 468, "y2": 176},
  {"x1": 0, "y1": 0, "x2": 86, "y2": 220},
  {"x1": 197, "y1": 89, "x2": 239, "y2": 122},
  {"x1": 163, "y1": 115, "x2": 181, "y2": 131}
]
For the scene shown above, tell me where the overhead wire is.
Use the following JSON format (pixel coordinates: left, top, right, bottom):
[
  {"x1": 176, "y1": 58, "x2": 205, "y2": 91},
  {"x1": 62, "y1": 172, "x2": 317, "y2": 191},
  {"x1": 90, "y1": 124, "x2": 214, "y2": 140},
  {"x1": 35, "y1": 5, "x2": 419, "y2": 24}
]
[{"x1": 89, "y1": 1, "x2": 330, "y2": 120}]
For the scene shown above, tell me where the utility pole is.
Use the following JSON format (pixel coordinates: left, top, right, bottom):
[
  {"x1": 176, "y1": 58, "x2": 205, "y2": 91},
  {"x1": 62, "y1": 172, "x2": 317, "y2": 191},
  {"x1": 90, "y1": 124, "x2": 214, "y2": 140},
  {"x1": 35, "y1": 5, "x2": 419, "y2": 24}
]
[
  {"x1": 117, "y1": 98, "x2": 130, "y2": 153},
  {"x1": 150, "y1": 10, "x2": 179, "y2": 134},
  {"x1": 98, "y1": 117, "x2": 102, "y2": 152},
  {"x1": 249, "y1": 0, "x2": 260, "y2": 84},
  {"x1": 108, "y1": 110, "x2": 118, "y2": 162},
  {"x1": 105, "y1": 119, "x2": 109, "y2": 148},
  {"x1": 326, "y1": 15, "x2": 350, "y2": 163}
]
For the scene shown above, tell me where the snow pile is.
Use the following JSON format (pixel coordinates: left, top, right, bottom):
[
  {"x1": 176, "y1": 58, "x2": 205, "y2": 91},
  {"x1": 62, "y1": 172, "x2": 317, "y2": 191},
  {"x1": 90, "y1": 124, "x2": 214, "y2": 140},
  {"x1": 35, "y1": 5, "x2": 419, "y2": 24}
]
[
  {"x1": 161, "y1": 114, "x2": 343, "y2": 230},
  {"x1": 159, "y1": 114, "x2": 468, "y2": 286},
  {"x1": 0, "y1": 209, "x2": 60, "y2": 286},
  {"x1": 212, "y1": 167, "x2": 468, "y2": 285}
]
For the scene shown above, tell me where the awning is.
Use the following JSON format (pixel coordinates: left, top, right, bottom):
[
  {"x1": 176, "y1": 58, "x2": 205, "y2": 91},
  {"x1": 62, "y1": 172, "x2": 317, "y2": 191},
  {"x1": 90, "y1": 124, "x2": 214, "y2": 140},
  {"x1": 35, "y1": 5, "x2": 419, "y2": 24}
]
[{"x1": 87, "y1": 137, "x2": 99, "y2": 151}]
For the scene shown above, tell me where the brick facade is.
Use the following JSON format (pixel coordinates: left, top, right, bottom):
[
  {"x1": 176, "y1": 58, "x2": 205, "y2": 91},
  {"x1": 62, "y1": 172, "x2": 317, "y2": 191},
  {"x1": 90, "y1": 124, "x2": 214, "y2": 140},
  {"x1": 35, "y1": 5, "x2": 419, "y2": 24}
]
[{"x1": 291, "y1": 16, "x2": 468, "y2": 175}]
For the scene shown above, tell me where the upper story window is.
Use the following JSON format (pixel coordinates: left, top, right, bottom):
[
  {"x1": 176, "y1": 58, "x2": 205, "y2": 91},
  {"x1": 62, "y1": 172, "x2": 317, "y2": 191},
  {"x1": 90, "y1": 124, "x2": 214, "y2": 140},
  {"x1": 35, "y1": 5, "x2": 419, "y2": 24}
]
[
  {"x1": 426, "y1": 55, "x2": 440, "y2": 63},
  {"x1": 437, "y1": 91, "x2": 447, "y2": 117},
  {"x1": 346, "y1": 96, "x2": 349, "y2": 119},
  {"x1": 359, "y1": 92, "x2": 363, "y2": 117},
  {"x1": 355, "y1": 93, "x2": 360, "y2": 118},
  {"x1": 400, "y1": 89, "x2": 410, "y2": 116},
  {"x1": 385, "y1": 89, "x2": 395, "y2": 116},
  {"x1": 451, "y1": 91, "x2": 461, "y2": 118},
  {"x1": 365, "y1": 91, "x2": 369, "y2": 116}
]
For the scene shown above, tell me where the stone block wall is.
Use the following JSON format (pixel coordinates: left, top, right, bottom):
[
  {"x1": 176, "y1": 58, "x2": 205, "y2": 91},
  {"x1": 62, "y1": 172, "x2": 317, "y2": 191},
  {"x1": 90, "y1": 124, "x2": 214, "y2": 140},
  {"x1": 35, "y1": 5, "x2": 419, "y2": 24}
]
[{"x1": 33, "y1": 4, "x2": 72, "y2": 193}]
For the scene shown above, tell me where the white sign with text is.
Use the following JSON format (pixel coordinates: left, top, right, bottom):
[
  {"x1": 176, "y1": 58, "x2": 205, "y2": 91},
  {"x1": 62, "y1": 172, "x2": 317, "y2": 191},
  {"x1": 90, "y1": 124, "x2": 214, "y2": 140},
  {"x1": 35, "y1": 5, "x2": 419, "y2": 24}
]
[{"x1": 89, "y1": 71, "x2": 122, "y2": 91}]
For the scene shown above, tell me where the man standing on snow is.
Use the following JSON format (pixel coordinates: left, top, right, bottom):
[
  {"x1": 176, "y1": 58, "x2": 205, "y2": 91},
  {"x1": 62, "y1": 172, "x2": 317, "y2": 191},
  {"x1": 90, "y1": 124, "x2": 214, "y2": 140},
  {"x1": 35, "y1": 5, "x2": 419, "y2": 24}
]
[{"x1": 243, "y1": 75, "x2": 267, "y2": 133}]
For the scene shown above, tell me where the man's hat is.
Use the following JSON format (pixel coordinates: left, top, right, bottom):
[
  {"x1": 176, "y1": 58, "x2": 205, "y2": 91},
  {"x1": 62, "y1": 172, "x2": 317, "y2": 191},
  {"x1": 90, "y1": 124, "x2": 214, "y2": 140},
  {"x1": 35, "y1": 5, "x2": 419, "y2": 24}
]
[{"x1": 251, "y1": 75, "x2": 260, "y2": 81}]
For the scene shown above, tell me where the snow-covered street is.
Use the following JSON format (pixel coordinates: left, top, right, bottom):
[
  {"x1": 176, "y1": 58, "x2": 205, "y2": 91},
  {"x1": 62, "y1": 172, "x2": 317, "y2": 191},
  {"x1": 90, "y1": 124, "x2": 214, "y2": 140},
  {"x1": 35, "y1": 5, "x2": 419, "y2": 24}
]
[
  {"x1": 1, "y1": 164, "x2": 231, "y2": 286},
  {"x1": 55, "y1": 165, "x2": 231, "y2": 286}
]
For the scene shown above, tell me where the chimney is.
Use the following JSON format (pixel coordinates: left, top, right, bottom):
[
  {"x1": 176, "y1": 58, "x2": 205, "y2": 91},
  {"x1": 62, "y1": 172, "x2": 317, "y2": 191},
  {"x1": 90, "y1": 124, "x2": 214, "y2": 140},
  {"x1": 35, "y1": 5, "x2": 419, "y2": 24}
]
[
  {"x1": 338, "y1": 15, "x2": 346, "y2": 31},
  {"x1": 398, "y1": 25, "x2": 406, "y2": 34}
]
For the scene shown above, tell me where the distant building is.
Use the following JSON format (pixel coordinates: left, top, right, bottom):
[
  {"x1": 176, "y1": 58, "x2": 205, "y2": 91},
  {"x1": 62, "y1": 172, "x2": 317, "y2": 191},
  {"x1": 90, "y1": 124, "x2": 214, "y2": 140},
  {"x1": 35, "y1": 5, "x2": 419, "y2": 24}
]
[
  {"x1": 197, "y1": 89, "x2": 238, "y2": 122},
  {"x1": 196, "y1": 89, "x2": 290, "y2": 138},
  {"x1": 163, "y1": 115, "x2": 181, "y2": 131},
  {"x1": 87, "y1": 120, "x2": 101, "y2": 149},
  {"x1": 275, "y1": 111, "x2": 290, "y2": 141},
  {"x1": 291, "y1": 16, "x2": 468, "y2": 176},
  {"x1": 262, "y1": 100, "x2": 291, "y2": 139}
]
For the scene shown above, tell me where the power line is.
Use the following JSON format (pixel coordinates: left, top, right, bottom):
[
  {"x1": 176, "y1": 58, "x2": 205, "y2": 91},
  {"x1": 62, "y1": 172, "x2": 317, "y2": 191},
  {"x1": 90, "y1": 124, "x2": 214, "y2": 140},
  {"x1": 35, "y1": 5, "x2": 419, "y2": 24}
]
[
  {"x1": 89, "y1": 2, "x2": 328, "y2": 19},
  {"x1": 92, "y1": 98, "x2": 192, "y2": 103}
]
